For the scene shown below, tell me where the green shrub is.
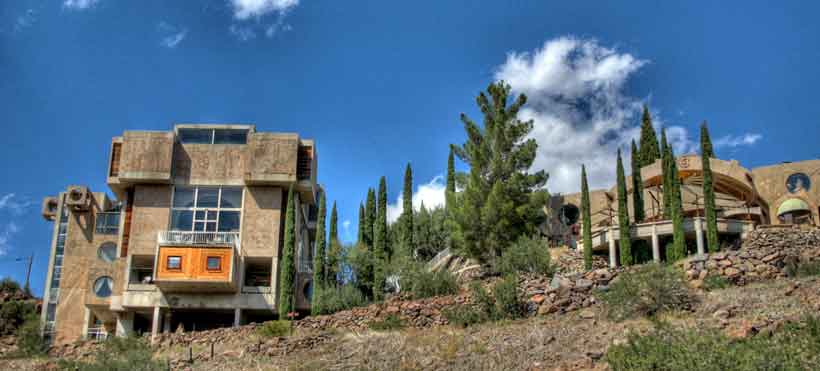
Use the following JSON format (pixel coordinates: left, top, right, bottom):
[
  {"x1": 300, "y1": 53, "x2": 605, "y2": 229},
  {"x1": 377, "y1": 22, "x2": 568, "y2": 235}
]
[
  {"x1": 598, "y1": 263, "x2": 692, "y2": 321},
  {"x1": 498, "y1": 236, "x2": 552, "y2": 276},
  {"x1": 405, "y1": 267, "x2": 459, "y2": 299},
  {"x1": 368, "y1": 314, "x2": 405, "y2": 331},
  {"x1": 0, "y1": 299, "x2": 37, "y2": 335},
  {"x1": 702, "y1": 274, "x2": 730, "y2": 291},
  {"x1": 311, "y1": 284, "x2": 368, "y2": 315},
  {"x1": 796, "y1": 260, "x2": 820, "y2": 277},
  {"x1": 58, "y1": 336, "x2": 164, "y2": 371},
  {"x1": 492, "y1": 274, "x2": 525, "y2": 319},
  {"x1": 16, "y1": 313, "x2": 46, "y2": 357},
  {"x1": 444, "y1": 276, "x2": 524, "y2": 327},
  {"x1": 443, "y1": 305, "x2": 486, "y2": 328},
  {"x1": 256, "y1": 320, "x2": 292, "y2": 338},
  {"x1": 606, "y1": 316, "x2": 820, "y2": 370},
  {"x1": 0, "y1": 277, "x2": 20, "y2": 293}
]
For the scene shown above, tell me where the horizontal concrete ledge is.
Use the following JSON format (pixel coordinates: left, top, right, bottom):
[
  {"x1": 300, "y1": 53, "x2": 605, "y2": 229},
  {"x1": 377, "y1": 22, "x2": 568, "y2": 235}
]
[{"x1": 583, "y1": 218, "x2": 755, "y2": 251}]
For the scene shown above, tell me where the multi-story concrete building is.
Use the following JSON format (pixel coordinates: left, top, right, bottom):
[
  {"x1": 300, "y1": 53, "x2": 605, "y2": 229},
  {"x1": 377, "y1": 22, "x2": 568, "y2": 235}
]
[{"x1": 39, "y1": 124, "x2": 320, "y2": 344}]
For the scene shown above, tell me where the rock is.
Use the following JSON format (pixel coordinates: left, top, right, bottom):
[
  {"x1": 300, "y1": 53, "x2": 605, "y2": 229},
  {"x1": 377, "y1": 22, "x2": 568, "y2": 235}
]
[
  {"x1": 690, "y1": 279, "x2": 704, "y2": 289},
  {"x1": 579, "y1": 309, "x2": 596, "y2": 319},
  {"x1": 713, "y1": 309, "x2": 732, "y2": 320},
  {"x1": 726, "y1": 321, "x2": 757, "y2": 339},
  {"x1": 530, "y1": 294, "x2": 545, "y2": 305},
  {"x1": 574, "y1": 279, "x2": 594, "y2": 291},
  {"x1": 724, "y1": 267, "x2": 741, "y2": 278}
]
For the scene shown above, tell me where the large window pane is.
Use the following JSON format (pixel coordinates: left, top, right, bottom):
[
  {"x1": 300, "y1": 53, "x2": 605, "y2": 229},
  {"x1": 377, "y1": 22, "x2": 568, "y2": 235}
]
[
  {"x1": 170, "y1": 210, "x2": 193, "y2": 231},
  {"x1": 196, "y1": 188, "x2": 219, "y2": 208},
  {"x1": 220, "y1": 188, "x2": 243, "y2": 208},
  {"x1": 178, "y1": 129, "x2": 212, "y2": 144},
  {"x1": 218, "y1": 211, "x2": 241, "y2": 231},
  {"x1": 173, "y1": 187, "x2": 195, "y2": 208},
  {"x1": 212, "y1": 129, "x2": 248, "y2": 144}
]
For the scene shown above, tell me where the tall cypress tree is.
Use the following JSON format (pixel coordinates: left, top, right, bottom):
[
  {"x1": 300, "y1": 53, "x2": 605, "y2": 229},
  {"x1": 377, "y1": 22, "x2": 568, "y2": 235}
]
[
  {"x1": 638, "y1": 105, "x2": 661, "y2": 167},
  {"x1": 372, "y1": 177, "x2": 387, "y2": 300},
  {"x1": 401, "y1": 163, "x2": 415, "y2": 258},
  {"x1": 631, "y1": 140, "x2": 645, "y2": 223},
  {"x1": 446, "y1": 147, "x2": 456, "y2": 194},
  {"x1": 616, "y1": 149, "x2": 633, "y2": 266},
  {"x1": 667, "y1": 145, "x2": 686, "y2": 261},
  {"x1": 660, "y1": 129, "x2": 672, "y2": 219},
  {"x1": 357, "y1": 202, "x2": 365, "y2": 243},
  {"x1": 701, "y1": 122, "x2": 719, "y2": 252},
  {"x1": 581, "y1": 165, "x2": 593, "y2": 270},
  {"x1": 310, "y1": 193, "x2": 327, "y2": 315},
  {"x1": 278, "y1": 185, "x2": 296, "y2": 318},
  {"x1": 365, "y1": 188, "x2": 376, "y2": 248},
  {"x1": 327, "y1": 201, "x2": 340, "y2": 286}
]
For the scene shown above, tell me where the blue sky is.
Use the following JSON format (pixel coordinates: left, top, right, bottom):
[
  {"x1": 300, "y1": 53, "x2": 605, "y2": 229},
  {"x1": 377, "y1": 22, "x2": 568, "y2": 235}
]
[{"x1": 2, "y1": 0, "x2": 819, "y2": 296}]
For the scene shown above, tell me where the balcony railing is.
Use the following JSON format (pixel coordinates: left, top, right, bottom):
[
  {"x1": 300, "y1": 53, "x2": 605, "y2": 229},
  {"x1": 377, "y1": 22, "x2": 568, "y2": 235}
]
[
  {"x1": 157, "y1": 231, "x2": 240, "y2": 247},
  {"x1": 298, "y1": 259, "x2": 312, "y2": 273},
  {"x1": 86, "y1": 327, "x2": 110, "y2": 341}
]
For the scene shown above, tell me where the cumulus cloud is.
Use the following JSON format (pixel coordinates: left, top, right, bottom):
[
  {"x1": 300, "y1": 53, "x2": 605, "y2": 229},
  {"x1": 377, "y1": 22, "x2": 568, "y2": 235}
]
[
  {"x1": 386, "y1": 176, "x2": 447, "y2": 224},
  {"x1": 231, "y1": 0, "x2": 299, "y2": 20},
  {"x1": 157, "y1": 22, "x2": 187, "y2": 49},
  {"x1": 714, "y1": 133, "x2": 762, "y2": 149},
  {"x1": 63, "y1": 0, "x2": 100, "y2": 10},
  {"x1": 0, "y1": 222, "x2": 20, "y2": 256},
  {"x1": 0, "y1": 194, "x2": 32, "y2": 215},
  {"x1": 229, "y1": 0, "x2": 298, "y2": 41},
  {"x1": 494, "y1": 36, "x2": 699, "y2": 193}
]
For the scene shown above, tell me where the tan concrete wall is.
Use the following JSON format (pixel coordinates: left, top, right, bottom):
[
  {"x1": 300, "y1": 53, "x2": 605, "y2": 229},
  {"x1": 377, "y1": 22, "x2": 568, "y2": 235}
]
[
  {"x1": 241, "y1": 187, "x2": 283, "y2": 257},
  {"x1": 129, "y1": 185, "x2": 171, "y2": 255},
  {"x1": 244, "y1": 133, "x2": 299, "y2": 184},
  {"x1": 119, "y1": 131, "x2": 174, "y2": 181},
  {"x1": 752, "y1": 160, "x2": 820, "y2": 224},
  {"x1": 172, "y1": 143, "x2": 247, "y2": 185}
]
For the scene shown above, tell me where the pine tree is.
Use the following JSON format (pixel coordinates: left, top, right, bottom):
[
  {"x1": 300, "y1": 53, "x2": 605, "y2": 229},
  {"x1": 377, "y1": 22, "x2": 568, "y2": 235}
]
[
  {"x1": 667, "y1": 145, "x2": 686, "y2": 261},
  {"x1": 451, "y1": 81, "x2": 549, "y2": 264},
  {"x1": 400, "y1": 163, "x2": 415, "y2": 258},
  {"x1": 631, "y1": 139, "x2": 645, "y2": 223},
  {"x1": 372, "y1": 177, "x2": 387, "y2": 300},
  {"x1": 638, "y1": 105, "x2": 661, "y2": 167},
  {"x1": 581, "y1": 165, "x2": 593, "y2": 270},
  {"x1": 701, "y1": 122, "x2": 719, "y2": 252},
  {"x1": 278, "y1": 185, "x2": 296, "y2": 318},
  {"x1": 310, "y1": 193, "x2": 327, "y2": 315},
  {"x1": 327, "y1": 201, "x2": 340, "y2": 286},
  {"x1": 616, "y1": 149, "x2": 633, "y2": 266},
  {"x1": 365, "y1": 188, "x2": 376, "y2": 248},
  {"x1": 660, "y1": 129, "x2": 672, "y2": 219}
]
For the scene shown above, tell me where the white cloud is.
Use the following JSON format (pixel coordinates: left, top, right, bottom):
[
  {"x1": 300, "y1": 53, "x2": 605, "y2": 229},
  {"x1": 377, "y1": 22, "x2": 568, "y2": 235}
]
[
  {"x1": 157, "y1": 22, "x2": 187, "y2": 49},
  {"x1": 0, "y1": 222, "x2": 20, "y2": 256},
  {"x1": 386, "y1": 176, "x2": 447, "y2": 224},
  {"x1": 231, "y1": 0, "x2": 299, "y2": 20},
  {"x1": 0, "y1": 194, "x2": 32, "y2": 215},
  {"x1": 229, "y1": 25, "x2": 256, "y2": 41},
  {"x1": 342, "y1": 220, "x2": 352, "y2": 240},
  {"x1": 13, "y1": 9, "x2": 36, "y2": 32},
  {"x1": 494, "y1": 36, "x2": 697, "y2": 193},
  {"x1": 714, "y1": 133, "x2": 762, "y2": 149},
  {"x1": 63, "y1": 0, "x2": 100, "y2": 10}
]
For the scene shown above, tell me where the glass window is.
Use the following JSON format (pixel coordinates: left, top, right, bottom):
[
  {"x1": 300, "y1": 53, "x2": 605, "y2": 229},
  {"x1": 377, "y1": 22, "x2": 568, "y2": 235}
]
[
  {"x1": 213, "y1": 129, "x2": 248, "y2": 144},
  {"x1": 173, "y1": 187, "x2": 195, "y2": 208},
  {"x1": 95, "y1": 212, "x2": 120, "y2": 235},
  {"x1": 167, "y1": 256, "x2": 181, "y2": 270},
  {"x1": 220, "y1": 188, "x2": 243, "y2": 208},
  {"x1": 218, "y1": 211, "x2": 241, "y2": 231},
  {"x1": 178, "y1": 129, "x2": 213, "y2": 144},
  {"x1": 93, "y1": 277, "x2": 113, "y2": 298},
  {"x1": 170, "y1": 210, "x2": 194, "y2": 231},
  {"x1": 206, "y1": 256, "x2": 221, "y2": 271},
  {"x1": 196, "y1": 188, "x2": 219, "y2": 208},
  {"x1": 97, "y1": 242, "x2": 117, "y2": 263}
]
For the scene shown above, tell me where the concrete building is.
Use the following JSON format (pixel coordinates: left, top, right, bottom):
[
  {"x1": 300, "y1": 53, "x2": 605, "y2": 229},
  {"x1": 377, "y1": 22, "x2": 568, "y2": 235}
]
[
  {"x1": 545, "y1": 155, "x2": 820, "y2": 265},
  {"x1": 39, "y1": 124, "x2": 320, "y2": 344}
]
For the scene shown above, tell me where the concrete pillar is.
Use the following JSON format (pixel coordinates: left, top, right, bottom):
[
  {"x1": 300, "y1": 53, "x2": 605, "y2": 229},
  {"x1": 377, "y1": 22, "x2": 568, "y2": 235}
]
[
  {"x1": 651, "y1": 223, "x2": 660, "y2": 263},
  {"x1": 695, "y1": 217, "x2": 705, "y2": 256},
  {"x1": 81, "y1": 308, "x2": 92, "y2": 340},
  {"x1": 608, "y1": 227, "x2": 617, "y2": 268},
  {"x1": 115, "y1": 312, "x2": 134, "y2": 337},
  {"x1": 151, "y1": 306, "x2": 161, "y2": 344},
  {"x1": 234, "y1": 308, "x2": 242, "y2": 327},
  {"x1": 163, "y1": 311, "x2": 172, "y2": 333}
]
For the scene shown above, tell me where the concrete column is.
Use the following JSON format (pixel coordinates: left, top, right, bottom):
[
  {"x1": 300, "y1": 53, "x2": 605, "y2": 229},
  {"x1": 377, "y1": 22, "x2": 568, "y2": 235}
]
[
  {"x1": 234, "y1": 308, "x2": 242, "y2": 327},
  {"x1": 608, "y1": 227, "x2": 617, "y2": 268},
  {"x1": 115, "y1": 312, "x2": 134, "y2": 337},
  {"x1": 81, "y1": 308, "x2": 92, "y2": 340},
  {"x1": 651, "y1": 223, "x2": 660, "y2": 263},
  {"x1": 695, "y1": 217, "x2": 705, "y2": 256},
  {"x1": 163, "y1": 311, "x2": 172, "y2": 333},
  {"x1": 150, "y1": 306, "x2": 161, "y2": 344}
]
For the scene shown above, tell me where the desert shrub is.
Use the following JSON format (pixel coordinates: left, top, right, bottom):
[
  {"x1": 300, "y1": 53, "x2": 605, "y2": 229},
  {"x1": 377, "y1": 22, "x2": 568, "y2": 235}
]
[
  {"x1": 444, "y1": 275, "x2": 524, "y2": 327},
  {"x1": 498, "y1": 236, "x2": 552, "y2": 276},
  {"x1": 57, "y1": 336, "x2": 164, "y2": 371},
  {"x1": 404, "y1": 266, "x2": 459, "y2": 299},
  {"x1": 796, "y1": 260, "x2": 820, "y2": 277},
  {"x1": 492, "y1": 274, "x2": 525, "y2": 319},
  {"x1": 368, "y1": 314, "x2": 405, "y2": 331},
  {"x1": 606, "y1": 316, "x2": 820, "y2": 370},
  {"x1": 15, "y1": 313, "x2": 46, "y2": 357},
  {"x1": 311, "y1": 284, "x2": 368, "y2": 315},
  {"x1": 702, "y1": 274, "x2": 730, "y2": 291},
  {"x1": 598, "y1": 263, "x2": 692, "y2": 321},
  {"x1": 0, "y1": 299, "x2": 37, "y2": 335},
  {"x1": 256, "y1": 320, "x2": 292, "y2": 338},
  {"x1": 443, "y1": 305, "x2": 486, "y2": 328}
]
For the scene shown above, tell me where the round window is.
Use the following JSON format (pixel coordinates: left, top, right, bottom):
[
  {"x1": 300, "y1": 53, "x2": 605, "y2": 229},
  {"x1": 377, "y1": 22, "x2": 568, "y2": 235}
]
[
  {"x1": 786, "y1": 173, "x2": 811, "y2": 194},
  {"x1": 559, "y1": 204, "x2": 580, "y2": 226},
  {"x1": 93, "y1": 276, "x2": 113, "y2": 298},
  {"x1": 97, "y1": 242, "x2": 117, "y2": 263}
]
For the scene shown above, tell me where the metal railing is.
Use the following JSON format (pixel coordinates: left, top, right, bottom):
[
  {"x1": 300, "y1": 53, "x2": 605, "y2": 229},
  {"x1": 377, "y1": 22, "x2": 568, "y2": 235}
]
[
  {"x1": 298, "y1": 259, "x2": 313, "y2": 273},
  {"x1": 157, "y1": 231, "x2": 240, "y2": 248},
  {"x1": 86, "y1": 327, "x2": 110, "y2": 341},
  {"x1": 48, "y1": 288, "x2": 60, "y2": 303}
]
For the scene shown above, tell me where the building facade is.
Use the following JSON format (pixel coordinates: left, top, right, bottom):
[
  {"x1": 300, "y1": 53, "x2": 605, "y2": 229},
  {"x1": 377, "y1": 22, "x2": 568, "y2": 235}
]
[{"x1": 40, "y1": 124, "x2": 320, "y2": 344}]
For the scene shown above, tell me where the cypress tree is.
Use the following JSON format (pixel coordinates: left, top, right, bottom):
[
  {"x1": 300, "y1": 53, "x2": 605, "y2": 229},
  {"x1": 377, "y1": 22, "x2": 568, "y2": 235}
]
[
  {"x1": 401, "y1": 163, "x2": 415, "y2": 258},
  {"x1": 446, "y1": 147, "x2": 456, "y2": 194},
  {"x1": 701, "y1": 122, "x2": 719, "y2": 252},
  {"x1": 631, "y1": 139, "x2": 645, "y2": 223},
  {"x1": 372, "y1": 177, "x2": 388, "y2": 300},
  {"x1": 327, "y1": 201, "x2": 340, "y2": 286},
  {"x1": 278, "y1": 185, "x2": 296, "y2": 318},
  {"x1": 310, "y1": 193, "x2": 327, "y2": 315},
  {"x1": 638, "y1": 105, "x2": 661, "y2": 167},
  {"x1": 616, "y1": 149, "x2": 633, "y2": 266},
  {"x1": 357, "y1": 202, "x2": 365, "y2": 243},
  {"x1": 365, "y1": 188, "x2": 376, "y2": 248},
  {"x1": 581, "y1": 165, "x2": 593, "y2": 270},
  {"x1": 668, "y1": 145, "x2": 686, "y2": 261},
  {"x1": 660, "y1": 129, "x2": 672, "y2": 219}
]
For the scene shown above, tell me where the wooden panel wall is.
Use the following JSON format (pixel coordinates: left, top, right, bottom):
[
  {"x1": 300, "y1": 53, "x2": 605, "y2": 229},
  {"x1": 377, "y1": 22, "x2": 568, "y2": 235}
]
[{"x1": 156, "y1": 246, "x2": 232, "y2": 281}]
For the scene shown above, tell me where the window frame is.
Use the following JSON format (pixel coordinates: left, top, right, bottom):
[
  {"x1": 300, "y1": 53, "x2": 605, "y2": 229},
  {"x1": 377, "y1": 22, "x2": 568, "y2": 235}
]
[
  {"x1": 178, "y1": 128, "x2": 249, "y2": 145},
  {"x1": 169, "y1": 186, "x2": 243, "y2": 233},
  {"x1": 166, "y1": 256, "x2": 182, "y2": 270},
  {"x1": 206, "y1": 256, "x2": 222, "y2": 271},
  {"x1": 95, "y1": 212, "x2": 120, "y2": 235}
]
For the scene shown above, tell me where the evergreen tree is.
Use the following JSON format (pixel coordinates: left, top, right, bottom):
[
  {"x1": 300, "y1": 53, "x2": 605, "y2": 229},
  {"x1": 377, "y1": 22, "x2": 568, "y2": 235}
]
[
  {"x1": 278, "y1": 185, "x2": 296, "y2": 318},
  {"x1": 450, "y1": 81, "x2": 549, "y2": 264},
  {"x1": 581, "y1": 165, "x2": 593, "y2": 270},
  {"x1": 631, "y1": 139, "x2": 645, "y2": 223},
  {"x1": 357, "y1": 202, "x2": 365, "y2": 243},
  {"x1": 372, "y1": 177, "x2": 387, "y2": 300},
  {"x1": 667, "y1": 145, "x2": 687, "y2": 261},
  {"x1": 365, "y1": 188, "x2": 376, "y2": 248},
  {"x1": 327, "y1": 201, "x2": 340, "y2": 286},
  {"x1": 446, "y1": 148, "x2": 456, "y2": 195},
  {"x1": 616, "y1": 149, "x2": 633, "y2": 266},
  {"x1": 701, "y1": 122, "x2": 719, "y2": 252},
  {"x1": 310, "y1": 193, "x2": 327, "y2": 315},
  {"x1": 638, "y1": 105, "x2": 661, "y2": 167},
  {"x1": 400, "y1": 163, "x2": 415, "y2": 258},
  {"x1": 660, "y1": 129, "x2": 672, "y2": 219},
  {"x1": 415, "y1": 201, "x2": 431, "y2": 253}
]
